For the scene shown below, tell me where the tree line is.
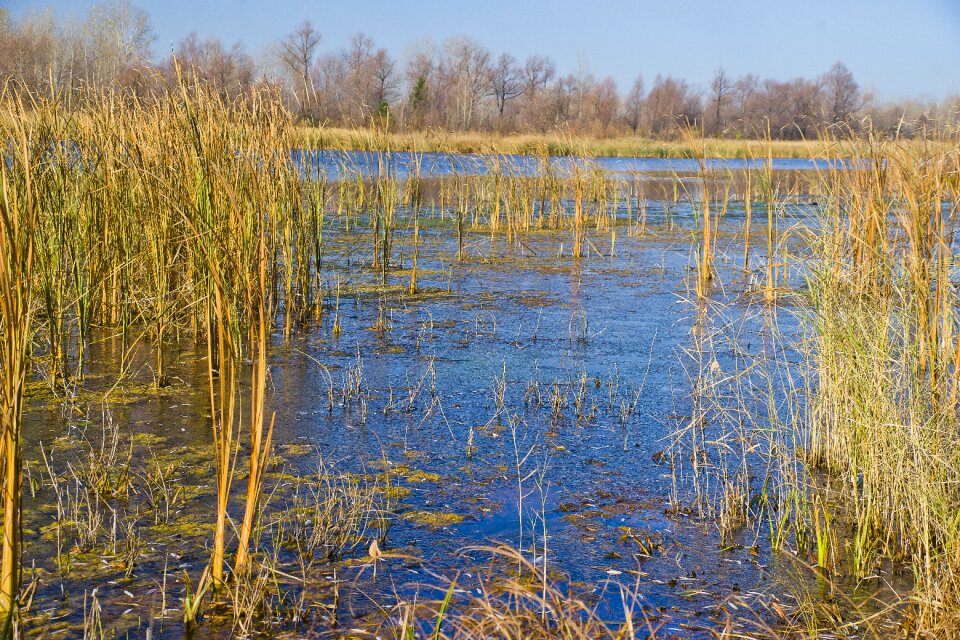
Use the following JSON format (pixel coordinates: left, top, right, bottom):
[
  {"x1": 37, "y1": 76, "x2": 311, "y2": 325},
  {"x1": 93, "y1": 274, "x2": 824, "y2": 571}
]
[{"x1": 2, "y1": 1, "x2": 957, "y2": 139}]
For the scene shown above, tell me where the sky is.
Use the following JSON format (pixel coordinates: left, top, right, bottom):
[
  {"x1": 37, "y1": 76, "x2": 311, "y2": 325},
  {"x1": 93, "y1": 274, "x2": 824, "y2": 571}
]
[{"x1": 6, "y1": 0, "x2": 960, "y2": 102}]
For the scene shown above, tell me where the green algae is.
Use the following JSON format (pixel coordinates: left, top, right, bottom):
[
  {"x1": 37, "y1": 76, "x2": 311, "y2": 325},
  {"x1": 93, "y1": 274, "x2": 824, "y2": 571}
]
[{"x1": 403, "y1": 510, "x2": 465, "y2": 528}]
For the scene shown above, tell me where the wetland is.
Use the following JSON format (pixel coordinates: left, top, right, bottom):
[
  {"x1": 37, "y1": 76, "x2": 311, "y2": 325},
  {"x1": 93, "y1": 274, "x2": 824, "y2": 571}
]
[{"x1": 2, "y1": 92, "x2": 958, "y2": 639}]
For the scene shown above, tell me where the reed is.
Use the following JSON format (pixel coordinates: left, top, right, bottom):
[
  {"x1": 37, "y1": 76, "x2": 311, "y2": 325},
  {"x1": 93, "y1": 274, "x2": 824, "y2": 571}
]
[
  {"x1": 670, "y1": 130, "x2": 960, "y2": 635},
  {"x1": 300, "y1": 125, "x2": 887, "y2": 160},
  {"x1": 0, "y1": 91, "x2": 40, "y2": 621},
  {"x1": 172, "y1": 83, "x2": 294, "y2": 608},
  {"x1": 571, "y1": 164, "x2": 585, "y2": 259},
  {"x1": 742, "y1": 143, "x2": 753, "y2": 274},
  {"x1": 795, "y1": 140, "x2": 960, "y2": 627},
  {"x1": 762, "y1": 143, "x2": 777, "y2": 303},
  {"x1": 683, "y1": 127, "x2": 714, "y2": 294},
  {"x1": 234, "y1": 179, "x2": 276, "y2": 577}
]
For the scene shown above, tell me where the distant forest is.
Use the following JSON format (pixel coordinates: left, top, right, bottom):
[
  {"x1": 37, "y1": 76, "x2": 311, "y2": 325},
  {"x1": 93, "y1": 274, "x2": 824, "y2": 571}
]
[{"x1": 2, "y1": 2, "x2": 957, "y2": 139}]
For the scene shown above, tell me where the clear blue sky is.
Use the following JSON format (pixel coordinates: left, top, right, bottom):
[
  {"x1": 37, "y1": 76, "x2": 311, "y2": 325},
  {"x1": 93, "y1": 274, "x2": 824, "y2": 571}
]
[{"x1": 8, "y1": 0, "x2": 960, "y2": 101}]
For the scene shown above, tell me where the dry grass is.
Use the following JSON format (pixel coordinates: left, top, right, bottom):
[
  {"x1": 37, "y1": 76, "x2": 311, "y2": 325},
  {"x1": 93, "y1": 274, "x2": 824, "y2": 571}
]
[
  {"x1": 298, "y1": 125, "x2": 957, "y2": 160},
  {"x1": 668, "y1": 133, "x2": 960, "y2": 636},
  {"x1": 299, "y1": 126, "x2": 839, "y2": 158}
]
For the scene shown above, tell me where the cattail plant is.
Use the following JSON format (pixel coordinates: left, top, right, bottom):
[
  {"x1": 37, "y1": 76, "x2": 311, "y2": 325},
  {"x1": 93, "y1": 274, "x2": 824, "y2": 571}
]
[
  {"x1": 742, "y1": 143, "x2": 753, "y2": 274},
  {"x1": 683, "y1": 126, "x2": 714, "y2": 294},
  {"x1": 0, "y1": 93, "x2": 40, "y2": 619},
  {"x1": 572, "y1": 163, "x2": 585, "y2": 260},
  {"x1": 409, "y1": 154, "x2": 423, "y2": 295}
]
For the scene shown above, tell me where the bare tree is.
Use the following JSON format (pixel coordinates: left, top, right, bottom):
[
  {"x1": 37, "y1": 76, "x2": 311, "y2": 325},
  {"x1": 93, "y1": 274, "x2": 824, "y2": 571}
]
[
  {"x1": 522, "y1": 54, "x2": 555, "y2": 94},
  {"x1": 548, "y1": 74, "x2": 577, "y2": 127},
  {"x1": 518, "y1": 54, "x2": 555, "y2": 131},
  {"x1": 280, "y1": 20, "x2": 321, "y2": 114},
  {"x1": 731, "y1": 73, "x2": 759, "y2": 134},
  {"x1": 824, "y1": 61, "x2": 861, "y2": 131},
  {"x1": 403, "y1": 40, "x2": 438, "y2": 128},
  {"x1": 488, "y1": 52, "x2": 523, "y2": 122},
  {"x1": 442, "y1": 36, "x2": 491, "y2": 130},
  {"x1": 344, "y1": 32, "x2": 374, "y2": 74},
  {"x1": 82, "y1": 1, "x2": 154, "y2": 87},
  {"x1": 644, "y1": 74, "x2": 701, "y2": 136},
  {"x1": 312, "y1": 52, "x2": 347, "y2": 122},
  {"x1": 752, "y1": 77, "x2": 823, "y2": 139},
  {"x1": 788, "y1": 77, "x2": 824, "y2": 139},
  {"x1": 371, "y1": 48, "x2": 397, "y2": 119},
  {"x1": 709, "y1": 67, "x2": 731, "y2": 135},
  {"x1": 623, "y1": 75, "x2": 644, "y2": 133},
  {"x1": 341, "y1": 32, "x2": 375, "y2": 121},
  {"x1": 168, "y1": 33, "x2": 254, "y2": 100},
  {"x1": 0, "y1": 8, "x2": 59, "y2": 91},
  {"x1": 592, "y1": 76, "x2": 620, "y2": 133}
]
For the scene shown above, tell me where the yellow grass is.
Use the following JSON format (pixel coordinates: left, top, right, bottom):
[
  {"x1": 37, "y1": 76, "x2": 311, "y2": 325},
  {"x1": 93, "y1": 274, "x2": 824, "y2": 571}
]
[{"x1": 295, "y1": 126, "x2": 937, "y2": 159}]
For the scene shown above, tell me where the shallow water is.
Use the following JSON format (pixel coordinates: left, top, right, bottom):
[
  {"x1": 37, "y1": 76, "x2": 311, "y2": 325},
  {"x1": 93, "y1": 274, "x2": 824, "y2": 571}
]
[
  {"x1": 294, "y1": 149, "x2": 845, "y2": 180},
  {"x1": 19, "y1": 179, "x2": 868, "y2": 638}
]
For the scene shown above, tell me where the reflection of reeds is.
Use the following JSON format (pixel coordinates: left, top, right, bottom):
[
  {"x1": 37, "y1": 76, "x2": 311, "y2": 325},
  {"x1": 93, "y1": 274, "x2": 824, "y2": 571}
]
[{"x1": 383, "y1": 545, "x2": 661, "y2": 639}]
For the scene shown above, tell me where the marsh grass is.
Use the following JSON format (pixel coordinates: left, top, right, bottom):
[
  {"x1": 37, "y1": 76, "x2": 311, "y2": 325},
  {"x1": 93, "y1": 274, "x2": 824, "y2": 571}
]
[
  {"x1": 795, "y1": 137, "x2": 960, "y2": 630},
  {"x1": 669, "y1": 132, "x2": 960, "y2": 636},
  {"x1": 0, "y1": 89, "x2": 41, "y2": 621},
  {"x1": 6, "y1": 75, "x2": 959, "y2": 638},
  {"x1": 301, "y1": 126, "x2": 893, "y2": 160}
]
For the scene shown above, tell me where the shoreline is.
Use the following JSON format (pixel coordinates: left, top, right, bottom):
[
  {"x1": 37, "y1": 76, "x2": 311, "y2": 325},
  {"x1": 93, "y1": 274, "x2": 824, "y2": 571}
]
[{"x1": 296, "y1": 126, "x2": 922, "y2": 159}]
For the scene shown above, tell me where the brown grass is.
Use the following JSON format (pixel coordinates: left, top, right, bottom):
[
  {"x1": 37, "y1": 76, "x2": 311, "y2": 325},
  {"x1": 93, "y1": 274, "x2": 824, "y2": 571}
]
[{"x1": 296, "y1": 126, "x2": 956, "y2": 160}]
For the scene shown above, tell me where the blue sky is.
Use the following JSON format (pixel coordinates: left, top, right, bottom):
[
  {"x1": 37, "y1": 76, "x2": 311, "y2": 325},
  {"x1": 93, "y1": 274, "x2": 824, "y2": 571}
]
[{"x1": 7, "y1": 0, "x2": 960, "y2": 101}]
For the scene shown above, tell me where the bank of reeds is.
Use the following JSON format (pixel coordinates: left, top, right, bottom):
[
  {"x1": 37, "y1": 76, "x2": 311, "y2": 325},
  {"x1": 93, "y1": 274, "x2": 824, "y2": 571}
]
[
  {"x1": 0, "y1": 79, "x2": 310, "y2": 627},
  {"x1": 301, "y1": 126, "x2": 877, "y2": 160},
  {"x1": 670, "y1": 133, "x2": 960, "y2": 635},
  {"x1": 0, "y1": 91, "x2": 41, "y2": 627},
  {"x1": 800, "y1": 136, "x2": 960, "y2": 630}
]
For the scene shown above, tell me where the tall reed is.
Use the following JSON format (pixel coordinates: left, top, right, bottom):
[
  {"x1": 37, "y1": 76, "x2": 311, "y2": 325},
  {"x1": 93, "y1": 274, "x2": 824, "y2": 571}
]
[
  {"x1": 671, "y1": 132, "x2": 960, "y2": 635},
  {"x1": 0, "y1": 92, "x2": 40, "y2": 619}
]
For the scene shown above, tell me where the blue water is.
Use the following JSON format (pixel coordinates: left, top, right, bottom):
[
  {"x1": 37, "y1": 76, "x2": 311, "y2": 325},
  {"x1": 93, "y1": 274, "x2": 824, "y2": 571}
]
[{"x1": 293, "y1": 149, "x2": 846, "y2": 179}]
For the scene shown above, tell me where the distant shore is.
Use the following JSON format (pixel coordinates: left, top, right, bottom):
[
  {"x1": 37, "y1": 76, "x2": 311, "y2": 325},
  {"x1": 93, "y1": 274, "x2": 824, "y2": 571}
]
[{"x1": 297, "y1": 127, "x2": 907, "y2": 159}]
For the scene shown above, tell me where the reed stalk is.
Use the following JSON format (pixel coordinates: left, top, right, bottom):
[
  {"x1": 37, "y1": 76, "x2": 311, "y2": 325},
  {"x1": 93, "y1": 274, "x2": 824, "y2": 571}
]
[{"x1": 0, "y1": 94, "x2": 40, "y2": 618}]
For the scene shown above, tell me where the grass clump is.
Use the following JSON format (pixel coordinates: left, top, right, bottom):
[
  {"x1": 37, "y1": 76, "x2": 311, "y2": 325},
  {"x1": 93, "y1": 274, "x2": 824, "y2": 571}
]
[
  {"x1": 403, "y1": 511, "x2": 466, "y2": 528},
  {"x1": 669, "y1": 134, "x2": 960, "y2": 636}
]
